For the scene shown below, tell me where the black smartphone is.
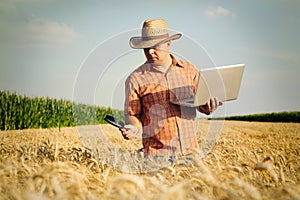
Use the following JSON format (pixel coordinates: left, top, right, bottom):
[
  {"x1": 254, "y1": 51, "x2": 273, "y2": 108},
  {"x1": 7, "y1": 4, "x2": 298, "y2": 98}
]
[{"x1": 104, "y1": 115, "x2": 125, "y2": 129}]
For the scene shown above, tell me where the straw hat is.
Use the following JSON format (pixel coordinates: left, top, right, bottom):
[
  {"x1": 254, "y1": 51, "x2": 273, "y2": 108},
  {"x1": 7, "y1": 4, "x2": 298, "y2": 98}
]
[{"x1": 129, "y1": 19, "x2": 182, "y2": 49}]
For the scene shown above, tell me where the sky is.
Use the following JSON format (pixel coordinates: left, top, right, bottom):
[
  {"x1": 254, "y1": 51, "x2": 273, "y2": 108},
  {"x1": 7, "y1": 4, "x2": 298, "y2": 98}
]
[{"x1": 0, "y1": 0, "x2": 299, "y2": 117}]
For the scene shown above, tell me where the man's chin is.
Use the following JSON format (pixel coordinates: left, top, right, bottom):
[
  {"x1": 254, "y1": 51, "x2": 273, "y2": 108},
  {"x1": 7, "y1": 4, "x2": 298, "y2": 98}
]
[{"x1": 148, "y1": 59, "x2": 159, "y2": 64}]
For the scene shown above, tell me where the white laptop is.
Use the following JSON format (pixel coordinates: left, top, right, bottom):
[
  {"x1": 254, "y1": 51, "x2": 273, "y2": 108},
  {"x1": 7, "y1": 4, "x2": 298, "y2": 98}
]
[{"x1": 170, "y1": 64, "x2": 245, "y2": 107}]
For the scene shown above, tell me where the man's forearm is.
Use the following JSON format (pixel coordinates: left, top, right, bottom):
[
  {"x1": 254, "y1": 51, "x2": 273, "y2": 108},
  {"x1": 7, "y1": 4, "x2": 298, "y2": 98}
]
[{"x1": 125, "y1": 114, "x2": 142, "y2": 127}]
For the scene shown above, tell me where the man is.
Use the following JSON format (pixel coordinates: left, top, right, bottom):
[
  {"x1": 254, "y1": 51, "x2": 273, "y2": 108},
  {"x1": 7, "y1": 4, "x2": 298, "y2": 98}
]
[{"x1": 120, "y1": 19, "x2": 220, "y2": 159}]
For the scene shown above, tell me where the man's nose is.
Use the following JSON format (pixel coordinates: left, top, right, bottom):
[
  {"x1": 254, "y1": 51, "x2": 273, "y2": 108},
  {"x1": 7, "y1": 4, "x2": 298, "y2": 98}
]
[{"x1": 149, "y1": 48, "x2": 155, "y2": 54}]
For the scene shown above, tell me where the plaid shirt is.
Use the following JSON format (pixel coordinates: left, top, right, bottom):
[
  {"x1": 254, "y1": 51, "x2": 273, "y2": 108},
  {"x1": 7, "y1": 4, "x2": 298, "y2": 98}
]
[{"x1": 124, "y1": 54, "x2": 200, "y2": 156}]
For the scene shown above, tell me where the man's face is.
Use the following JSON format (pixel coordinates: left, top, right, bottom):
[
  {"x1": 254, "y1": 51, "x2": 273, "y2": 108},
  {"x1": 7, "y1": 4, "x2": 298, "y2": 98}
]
[{"x1": 143, "y1": 41, "x2": 170, "y2": 65}]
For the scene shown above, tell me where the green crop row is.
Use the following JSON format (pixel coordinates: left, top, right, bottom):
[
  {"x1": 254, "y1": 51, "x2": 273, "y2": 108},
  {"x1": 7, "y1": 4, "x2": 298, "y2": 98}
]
[
  {"x1": 0, "y1": 90, "x2": 124, "y2": 130},
  {"x1": 210, "y1": 111, "x2": 300, "y2": 123}
]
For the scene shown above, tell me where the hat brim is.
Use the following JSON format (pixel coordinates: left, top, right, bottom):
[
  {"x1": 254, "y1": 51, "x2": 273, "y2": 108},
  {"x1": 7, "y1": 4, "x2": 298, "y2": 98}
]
[{"x1": 129, "y1": 33, "x2": 182, "y2": 49}]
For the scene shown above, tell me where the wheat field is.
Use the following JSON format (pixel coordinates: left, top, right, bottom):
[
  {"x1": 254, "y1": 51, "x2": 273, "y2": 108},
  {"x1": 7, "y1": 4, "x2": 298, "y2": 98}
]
[{"x1": 0, "y1": 120, "x2": 299, "y2": 200}]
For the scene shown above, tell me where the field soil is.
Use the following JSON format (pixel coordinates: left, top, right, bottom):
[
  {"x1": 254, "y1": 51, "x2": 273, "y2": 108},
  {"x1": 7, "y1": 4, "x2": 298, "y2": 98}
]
[{"x1": 0, "y1": 120, "x2": 299, "y2": 200}]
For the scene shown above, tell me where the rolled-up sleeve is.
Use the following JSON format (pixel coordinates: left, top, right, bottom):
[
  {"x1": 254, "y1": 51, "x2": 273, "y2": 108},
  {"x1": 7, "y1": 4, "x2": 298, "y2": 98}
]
[{"x1": 124, "y1": 76, "x2": 141, "y2": 116}]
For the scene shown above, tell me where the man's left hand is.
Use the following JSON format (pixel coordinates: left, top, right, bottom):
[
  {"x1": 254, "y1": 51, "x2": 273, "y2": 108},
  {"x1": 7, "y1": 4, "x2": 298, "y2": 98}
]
[{"x1": 199, "y1": 97, "x2": 222, "y2": 115}]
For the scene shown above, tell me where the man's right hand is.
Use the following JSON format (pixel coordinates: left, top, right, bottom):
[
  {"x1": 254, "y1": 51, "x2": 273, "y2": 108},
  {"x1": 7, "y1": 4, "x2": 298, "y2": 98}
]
[{"x1": 119, "y1": 124, "x2": 142, "y2": 140}]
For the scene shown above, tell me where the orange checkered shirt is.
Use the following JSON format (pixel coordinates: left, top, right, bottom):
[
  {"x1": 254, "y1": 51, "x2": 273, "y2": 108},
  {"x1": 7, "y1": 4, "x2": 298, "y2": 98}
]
[{"x1": 124, "y1": 54, "x2": 200, "y2": 157}]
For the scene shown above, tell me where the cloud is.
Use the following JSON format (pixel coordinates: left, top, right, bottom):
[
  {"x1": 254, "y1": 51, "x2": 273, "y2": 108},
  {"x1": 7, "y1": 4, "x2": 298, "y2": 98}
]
[
  {"x1": 204, "y1": 6, "x2": 236, "y2": 19},
  {"x1": 0, "y1": 1, "x2": 80, "y2": 48},
  {"x1": 22, "y1": 16, "x2": 80, "y2": 47}
]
